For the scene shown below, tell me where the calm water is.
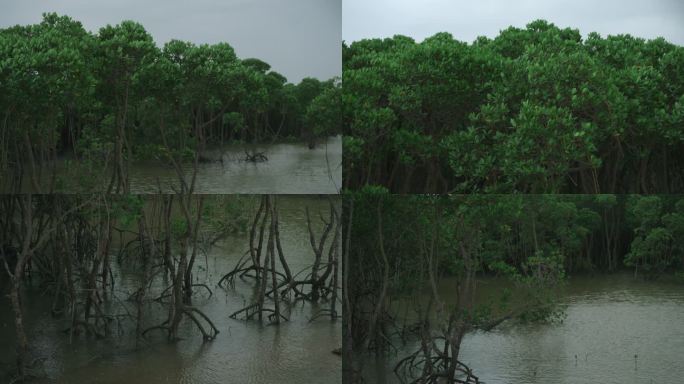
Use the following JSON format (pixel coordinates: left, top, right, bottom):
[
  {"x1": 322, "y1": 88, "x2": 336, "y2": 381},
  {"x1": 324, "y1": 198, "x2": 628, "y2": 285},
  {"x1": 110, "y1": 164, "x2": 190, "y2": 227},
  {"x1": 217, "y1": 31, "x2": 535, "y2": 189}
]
[
  {"x1": 128, "y1": 137, "x2": 342, "y2": 194},
  {"x1": 0, "y1": 196, "x2": 342, "y2": 384},
  {"x1": 362, "y1": 274, "x2": 684, "y2": 384},
  {"x1": 13, "y1": 136, "x2": 342, "y2": 194}
]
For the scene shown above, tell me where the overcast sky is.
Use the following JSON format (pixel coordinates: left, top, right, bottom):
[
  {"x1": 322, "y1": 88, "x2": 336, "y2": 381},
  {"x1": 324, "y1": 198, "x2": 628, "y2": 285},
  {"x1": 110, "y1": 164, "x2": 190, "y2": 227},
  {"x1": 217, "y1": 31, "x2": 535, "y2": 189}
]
[
  {"x1": 343, "y1": 0, "x2": 684, "y2": 45},
  {"x1": 1, "y1": 0, "x2": 341, "y2": 83}
]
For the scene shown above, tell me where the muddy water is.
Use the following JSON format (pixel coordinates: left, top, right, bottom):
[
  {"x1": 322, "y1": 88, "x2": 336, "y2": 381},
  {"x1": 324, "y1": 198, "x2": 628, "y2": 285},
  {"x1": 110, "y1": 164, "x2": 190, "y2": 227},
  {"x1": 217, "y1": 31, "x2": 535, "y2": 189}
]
[
  {"x1": 14, "y1": 136, "x2": 342, "y2": 194},
  {"x1": 126, "y1": 136, "x2": 342, "y2": 194},
  {"x1": 362, "y1": 273, "x2": 684, "y2": 384},
  {"x1": 0, "y1": 196, "x2": 342, "y2": 384}
]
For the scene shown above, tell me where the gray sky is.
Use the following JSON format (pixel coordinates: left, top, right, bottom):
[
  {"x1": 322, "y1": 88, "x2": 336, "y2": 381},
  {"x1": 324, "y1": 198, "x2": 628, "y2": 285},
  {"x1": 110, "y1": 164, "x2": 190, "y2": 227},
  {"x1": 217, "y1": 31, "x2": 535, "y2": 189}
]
[
  {"x1": 343, "y1": 0, "x2": 684, "y2": 45},
  {"x1": 1, "y1": 0, "x2": 341, "y2": 83}
]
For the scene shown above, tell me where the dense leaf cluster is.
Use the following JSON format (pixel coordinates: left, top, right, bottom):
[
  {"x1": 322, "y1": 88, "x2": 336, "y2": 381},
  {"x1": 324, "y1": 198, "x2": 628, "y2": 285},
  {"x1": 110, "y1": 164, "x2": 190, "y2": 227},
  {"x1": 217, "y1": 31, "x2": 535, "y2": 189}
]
[{"x1": 343, "y1": 20, "x2": 684, "y2": 193}]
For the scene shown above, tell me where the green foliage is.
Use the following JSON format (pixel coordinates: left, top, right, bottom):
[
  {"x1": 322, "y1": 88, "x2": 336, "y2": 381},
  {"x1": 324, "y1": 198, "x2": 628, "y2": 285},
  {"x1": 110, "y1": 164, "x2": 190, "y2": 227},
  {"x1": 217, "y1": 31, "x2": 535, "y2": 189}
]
[
  {"x1": 111, "y1": 195, "x2": 145, "y2": 228},
  {"x1": 171, "y1": 218, "x2": 189, "y2": 238},
  {"x1": 347, "y1": 194, "x2": 581, "y2": 341},
  {"x1": 305, "y1": 79, "x2": 342, "y2": 137},
  {"x1": 201, "y1": 196, "x2": 251, "y2": 236},
  {"x1": 626, "y1": 196, "x2": 684, "y2": 278},
  {"x1": 344, "y1": 20, "x2": 684, "y2": 193},
  {"x1": 349, "y1": 193, "x2": 684, "y2": 338}
]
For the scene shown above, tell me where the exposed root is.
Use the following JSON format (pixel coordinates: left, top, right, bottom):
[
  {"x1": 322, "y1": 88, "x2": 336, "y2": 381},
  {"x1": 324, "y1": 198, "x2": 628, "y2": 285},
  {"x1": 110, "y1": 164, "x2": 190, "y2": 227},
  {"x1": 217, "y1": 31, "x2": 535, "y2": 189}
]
[
  {"x1": 229, "y1": 303, "x2": 261, "y2": 320},
  {"x1": 143, "y1": 306, "x2": 219, "y2": 342},
  {"x1": 184, "y1": 306, "x2": 220, "y2": 341},
  {"x1": 394, "y1": 334, "x2": 481, "y2": 384},
  {"x1": 142, "y1": 324, "x2": 170, "y2": 337},
  {"x1": 308, "y1": 308, "x2": 339, "y2": 322},
  {"x1": 191, "y1": 284, "x2": 213, "y2": 298},
  {"x1": 229, "y1": 303, "x2": 289, "y2": 323}
]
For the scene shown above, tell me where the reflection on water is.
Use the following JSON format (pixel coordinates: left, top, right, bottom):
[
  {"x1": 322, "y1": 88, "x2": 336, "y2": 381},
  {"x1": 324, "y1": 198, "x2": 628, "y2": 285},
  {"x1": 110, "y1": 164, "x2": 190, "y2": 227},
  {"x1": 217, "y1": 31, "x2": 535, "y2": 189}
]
[
  {"x1": 128, "y1": 136, "x2": 342, "y2": 194},
  {"x1": 0, "y1": 197, "x2": 342, "y2": 384},
  {"x1": 14, "y1": 136, "x2": 342, "y2": 194},
  {"x1": 363, "y1": 274, "x2": 684, "y2": 384}
]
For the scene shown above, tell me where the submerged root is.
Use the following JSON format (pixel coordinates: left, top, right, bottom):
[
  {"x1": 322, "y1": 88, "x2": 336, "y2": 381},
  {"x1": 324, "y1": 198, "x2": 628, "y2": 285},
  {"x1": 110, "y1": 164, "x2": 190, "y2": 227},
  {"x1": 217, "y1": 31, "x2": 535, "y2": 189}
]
[
  {"x1": 190, "y1": 284, "x2": 213, "y2": 298},
  {"x1": 61, "y1": 319, "x2": 107, "y2": 339},
  {"x1": 184, "y1": 306, "x2": 220, "y2": 341},
  {"x1": 243, "y1": 151, "x2": 268, "y2": 162},
  {"x1": 308, "y1": 307, "x2": 339, "y2": 322},
  {"x1": 229, "y1": 303, "x2": 261, "y2": 320},
  {"x1": 143, "y1": 306, "x2": 219, "y2": 342},
  {"x1": 141, "y1": 320, "x2": 170, "y2": 337},
  {"x1": 394, "y1": 341, "x2": 481, "y2": 384},
  {"x1": 217, "y1": 251, "x2": 254, "y2": 288},
  {"x1": 229, "y1": 303, "x2": 289, "y2": 324}
]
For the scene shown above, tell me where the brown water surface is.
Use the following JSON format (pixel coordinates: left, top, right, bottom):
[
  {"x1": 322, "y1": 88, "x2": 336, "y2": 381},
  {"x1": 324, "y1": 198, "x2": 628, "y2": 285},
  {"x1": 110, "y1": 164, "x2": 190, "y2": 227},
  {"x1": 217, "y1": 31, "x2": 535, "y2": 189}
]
[
  {"x1": 361, "y1": 273, "x2": 684, "y2": 384},
  {"x1": 0, "y1": 196, "x2": 342, "y2": 384}
]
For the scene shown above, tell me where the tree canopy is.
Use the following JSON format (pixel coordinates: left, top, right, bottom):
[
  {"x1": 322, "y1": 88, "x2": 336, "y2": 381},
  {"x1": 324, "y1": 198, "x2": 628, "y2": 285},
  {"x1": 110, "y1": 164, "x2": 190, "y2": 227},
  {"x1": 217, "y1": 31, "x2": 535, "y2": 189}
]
[{"x1": 343, "y1": 20, "x2": 684, "y2": 193}]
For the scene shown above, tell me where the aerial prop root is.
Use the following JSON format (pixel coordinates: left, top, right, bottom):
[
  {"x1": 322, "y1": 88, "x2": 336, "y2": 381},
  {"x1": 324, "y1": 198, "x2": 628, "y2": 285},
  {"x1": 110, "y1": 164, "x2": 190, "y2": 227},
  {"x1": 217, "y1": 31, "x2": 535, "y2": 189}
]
[
  {"x1": 229, "y1": 303, "x2": 289, "y2": 323},
  {"x1": 142, "y1": 306, "x2": 219, "y2": 342}
]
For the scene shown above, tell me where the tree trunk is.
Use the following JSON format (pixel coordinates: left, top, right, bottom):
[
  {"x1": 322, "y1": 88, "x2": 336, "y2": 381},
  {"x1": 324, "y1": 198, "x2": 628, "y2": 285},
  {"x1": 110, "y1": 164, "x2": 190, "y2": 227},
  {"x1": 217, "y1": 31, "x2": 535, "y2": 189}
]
[{"x1": 9, "y1": 278, "x2": 28, "y2": 377}]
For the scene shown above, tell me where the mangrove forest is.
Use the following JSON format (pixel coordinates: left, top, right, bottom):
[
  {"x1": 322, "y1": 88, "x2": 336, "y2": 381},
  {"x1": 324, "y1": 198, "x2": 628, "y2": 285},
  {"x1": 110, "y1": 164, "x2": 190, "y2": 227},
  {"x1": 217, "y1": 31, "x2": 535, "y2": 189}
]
[
  {"x1": 0, "y1": 13, "x2": 342, "y2": 194},
  {"x1": 0, "y1": 194, "x2": 342, "y2": 383},
  {"x1": 343, "y1": 192, "x2": 684, "y2": 383},
  {"x1": 343, "y1": 20, "x2": 684, "y2": 194}
]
